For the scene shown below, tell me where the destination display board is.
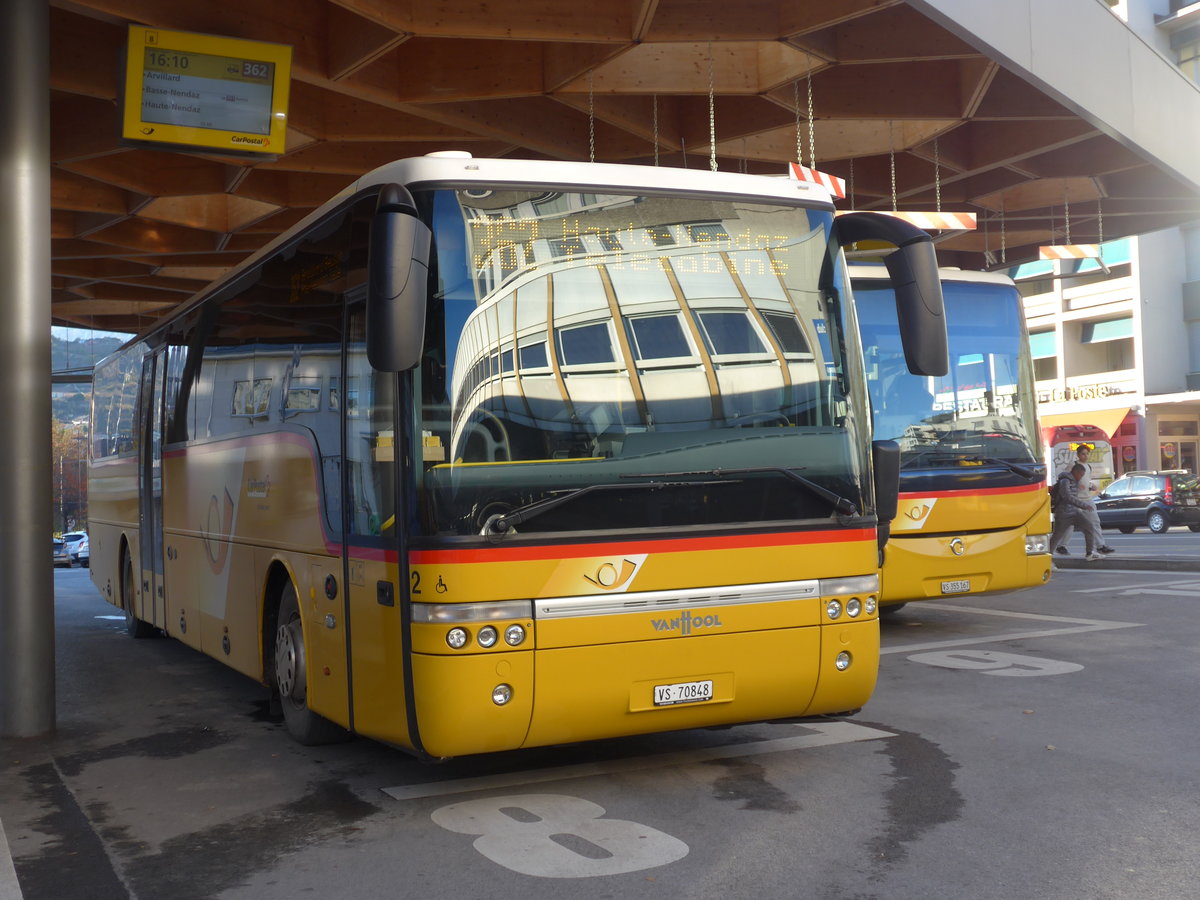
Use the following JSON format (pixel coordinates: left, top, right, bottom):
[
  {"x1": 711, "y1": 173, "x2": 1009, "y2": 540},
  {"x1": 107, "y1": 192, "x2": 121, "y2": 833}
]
[{"x1": 121, "y1": 26, "x2": 292, "y2": 155}]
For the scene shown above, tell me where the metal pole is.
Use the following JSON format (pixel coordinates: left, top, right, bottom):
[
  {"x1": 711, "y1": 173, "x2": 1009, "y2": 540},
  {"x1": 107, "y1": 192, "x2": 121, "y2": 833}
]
[{"x1": 0, "y1": 0, "x2": 54, "y2": 737}]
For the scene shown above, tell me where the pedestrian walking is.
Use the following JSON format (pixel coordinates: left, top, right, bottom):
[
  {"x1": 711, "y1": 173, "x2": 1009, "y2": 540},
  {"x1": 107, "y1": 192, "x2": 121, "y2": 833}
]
[
  {"x1": 1053, "y1": 444, "x2": 1115, "y2": 558},
  {"x1": 1049, "y1": 463, "x2": 1105, "y2": 560}
]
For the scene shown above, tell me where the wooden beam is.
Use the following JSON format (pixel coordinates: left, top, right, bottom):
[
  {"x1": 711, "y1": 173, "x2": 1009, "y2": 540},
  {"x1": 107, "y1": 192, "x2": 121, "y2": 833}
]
[
  {"x1": 51, "y1": 170, "x2": 137, "y2": 216},
  {"x1": 50, "y1": 93, "x2": 123, "y2": 163},
  {"x1": 328, "y1": 0, "x2": 637, "y2": 42},
  {"x1": 287, "y1": 81, "x2": 482, "y2": 140},
  {"x1": 137, "y1": 194, "x2": 282, "y2": 232},
  {"x1": 825, "y1": 4, "x2": 978, "y2": 63},
  {"x1": 86, "y1": 218, "x2": 223, "y2": 254},
  {"x1": 59, "y1": 151, "x2": 234, "y2": 197},
  {"x1": 327, "y1": 3, "x2": 408, "y2": 81}
]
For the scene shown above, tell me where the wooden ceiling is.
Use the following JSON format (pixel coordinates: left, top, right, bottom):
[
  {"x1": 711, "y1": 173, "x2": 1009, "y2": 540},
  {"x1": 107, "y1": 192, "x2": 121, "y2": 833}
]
[{"x1": 51, "y1": 0, "x2": 1200, "y2": 334}]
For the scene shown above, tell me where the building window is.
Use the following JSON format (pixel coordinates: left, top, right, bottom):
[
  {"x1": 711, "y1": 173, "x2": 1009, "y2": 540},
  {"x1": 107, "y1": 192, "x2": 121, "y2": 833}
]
[
  {"x1": 1073, "y1": 316, "x2": 1134, "y2": 375},
  {"x1": 1029, "y1": 329, "x2": 1057, "y2": 381},
  {"x1": 1178, "y1": 39, "x2": 1200, "y2": 85}
]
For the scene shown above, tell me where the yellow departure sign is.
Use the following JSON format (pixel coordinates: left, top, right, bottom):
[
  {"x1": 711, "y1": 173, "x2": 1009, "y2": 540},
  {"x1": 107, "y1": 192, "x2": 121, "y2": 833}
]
[{"x1": 121, "y1": 26, "x2": 292, "y2": 156}]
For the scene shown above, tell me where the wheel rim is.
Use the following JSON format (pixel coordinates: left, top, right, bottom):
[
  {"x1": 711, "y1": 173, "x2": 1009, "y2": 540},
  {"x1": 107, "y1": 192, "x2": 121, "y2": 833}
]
[
  {"x1": 1150, "y1": 512, "x2": 1165, "y2": 531},
  {"x1": 275, "y1": 618, "x2": 306, "y2": 703}
]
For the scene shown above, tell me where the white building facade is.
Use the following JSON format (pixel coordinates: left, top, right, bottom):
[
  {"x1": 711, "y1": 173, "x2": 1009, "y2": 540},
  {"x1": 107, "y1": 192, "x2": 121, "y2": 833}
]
[
  {"x1": 1019, "y1": 223, "x2": 1200, "y2": 481},
  {"x1": 1015, "y1": 0, "x2": 1200, "y2": 482}
]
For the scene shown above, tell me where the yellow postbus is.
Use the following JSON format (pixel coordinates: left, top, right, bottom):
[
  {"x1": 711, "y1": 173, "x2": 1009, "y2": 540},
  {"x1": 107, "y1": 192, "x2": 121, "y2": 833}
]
[
  {"x1": 88, "y1": 154, "x2": 946, "y2": 757},
  {"x1": 852, "y1": 265, "x2": 1051, "y2": 613}
]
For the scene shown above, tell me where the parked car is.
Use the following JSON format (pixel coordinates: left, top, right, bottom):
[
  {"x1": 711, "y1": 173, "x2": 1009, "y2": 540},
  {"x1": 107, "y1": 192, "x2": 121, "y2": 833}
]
[
  {"x1": 62, "y1": 531, "x2": 89, "y2": 567},
  {"x1": 53, "y1": 538, "x2": 73, "y2": 567},
  {"x1": 1095, "y1": 469, "x2": 1200, "y2": 534}
]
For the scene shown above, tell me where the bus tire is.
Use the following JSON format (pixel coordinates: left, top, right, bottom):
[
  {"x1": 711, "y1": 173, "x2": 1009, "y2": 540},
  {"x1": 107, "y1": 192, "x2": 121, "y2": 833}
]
[
  {"x1": 122, "y1": 547, "x2": 156, "y2": 639},
  {"x1": 273, "y1": 583, "x2": 349, "y2": 745}
]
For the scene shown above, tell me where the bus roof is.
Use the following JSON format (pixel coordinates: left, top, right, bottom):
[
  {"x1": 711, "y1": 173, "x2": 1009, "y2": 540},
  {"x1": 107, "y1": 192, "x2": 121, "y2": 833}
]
[
  {"x1": 847, "y1": 261, "x2": 1015, "y2": 287},
  {"x1": 94, "y1": 152, "x2": 842, "y2": 363}
]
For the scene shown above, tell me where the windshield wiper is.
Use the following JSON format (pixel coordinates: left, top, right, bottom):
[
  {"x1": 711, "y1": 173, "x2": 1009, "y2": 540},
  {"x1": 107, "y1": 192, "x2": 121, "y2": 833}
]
[
  {"x1": 905, "y1": 452, "x2": 1041, "y2": 480},
  {"x1": 482, "y1": 480, "x2": 725, "y2": 536},
  {"x1": 637, "y1": 467, "x2": 858, "y2": 516}
]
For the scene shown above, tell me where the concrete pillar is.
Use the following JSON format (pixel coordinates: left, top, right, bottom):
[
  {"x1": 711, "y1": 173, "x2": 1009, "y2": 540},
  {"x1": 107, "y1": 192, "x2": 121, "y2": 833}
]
[{"x1": 0, "y1": 0, "x2": 54, "y2": 737}]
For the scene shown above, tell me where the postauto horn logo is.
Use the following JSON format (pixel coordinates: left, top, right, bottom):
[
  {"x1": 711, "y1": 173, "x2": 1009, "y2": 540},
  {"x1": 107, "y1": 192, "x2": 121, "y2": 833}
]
[{"x1": 651, "y1": 610, "x2": 724, "y2": 636}]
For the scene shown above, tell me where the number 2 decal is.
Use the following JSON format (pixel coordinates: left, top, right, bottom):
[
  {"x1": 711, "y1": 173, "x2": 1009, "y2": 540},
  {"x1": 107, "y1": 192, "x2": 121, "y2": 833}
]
[
  {"x1": 410, "y1": 571, "x2": 421, "y2": 594},
  {"x1": 431, "y1": 794, "x2": 688, "y2": 878}
]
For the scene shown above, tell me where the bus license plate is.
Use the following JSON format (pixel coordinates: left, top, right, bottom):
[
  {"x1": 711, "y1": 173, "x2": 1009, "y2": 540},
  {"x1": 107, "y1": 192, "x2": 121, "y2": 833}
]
[
  {"x1": 941, "y1": 580, "x2": 970, "y2": 594},
  {"x1": 653, "y1": 680, "x2": 713, "y2": 706}
]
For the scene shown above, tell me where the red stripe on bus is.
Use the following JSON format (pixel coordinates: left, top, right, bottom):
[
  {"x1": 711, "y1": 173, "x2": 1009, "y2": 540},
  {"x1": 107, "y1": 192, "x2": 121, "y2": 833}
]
[
  {"x1": 410, "y1": 528, "x2": 875, "y2": 565},
  {"x1": 899, "y1": 483, "x2": 1045, "y2": 501}
]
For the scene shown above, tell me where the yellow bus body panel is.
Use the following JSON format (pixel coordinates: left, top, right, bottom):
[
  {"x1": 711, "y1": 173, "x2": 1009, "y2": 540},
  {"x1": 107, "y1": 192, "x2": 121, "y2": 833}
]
[
  {"x1": 882, "y1": 485, "x2": 1052, "y2": 604},
  {"x1": 93, "y1": 433, "x2": 884, "y2": 756},
  {"x1": 406, "y1": 534, "x2": 880, "y2": 757}
]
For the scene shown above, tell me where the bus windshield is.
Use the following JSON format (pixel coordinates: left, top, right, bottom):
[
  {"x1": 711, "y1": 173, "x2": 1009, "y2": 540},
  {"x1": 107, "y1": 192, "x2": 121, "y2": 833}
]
[
  {"x1": 856, "y1": 276, "x2": 1040, "y2": 469},
  {"x1": 413, "y1": 187, "x2": 871, "y2": 537}
]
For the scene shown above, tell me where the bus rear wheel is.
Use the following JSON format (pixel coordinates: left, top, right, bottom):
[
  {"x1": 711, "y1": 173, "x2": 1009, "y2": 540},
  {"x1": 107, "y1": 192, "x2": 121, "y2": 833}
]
[
  {"x1": 273, "y1": 583, "x2": 348, "y2": 745},
  {"x1": 122, "y1": 548, "x2": 155, "y2": 639}
]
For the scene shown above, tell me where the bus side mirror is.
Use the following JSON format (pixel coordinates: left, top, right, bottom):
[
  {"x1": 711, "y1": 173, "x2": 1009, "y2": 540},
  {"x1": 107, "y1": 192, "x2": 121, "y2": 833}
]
[
  {"x1": 832, "y1": 212, "x2": 948, "y2": 377},
  {"x1": 873, "y1": 439, "x2": 900, "y2": 524},
  {"x1": 872, "y1": 439, "x2": 900, "y2": 562},
  {"x1": 367, "y1": 184, "x2": 432, "y2": 372}
]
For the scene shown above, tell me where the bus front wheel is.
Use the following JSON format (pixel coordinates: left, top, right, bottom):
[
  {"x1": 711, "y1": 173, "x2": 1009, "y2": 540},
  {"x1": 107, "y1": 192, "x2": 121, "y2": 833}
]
[{"x1": 273, "y1": 583, "x2": 348, "y2": 745}]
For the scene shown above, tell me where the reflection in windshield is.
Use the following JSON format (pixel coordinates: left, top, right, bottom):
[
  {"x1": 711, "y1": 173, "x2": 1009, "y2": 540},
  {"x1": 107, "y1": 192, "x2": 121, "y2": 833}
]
[
  {"x1": 414, "y1": 188, "x2": 872, "y2": 536},
  {"x1": 856, "y1": 276, "x2": 1040, "y2": 470}
]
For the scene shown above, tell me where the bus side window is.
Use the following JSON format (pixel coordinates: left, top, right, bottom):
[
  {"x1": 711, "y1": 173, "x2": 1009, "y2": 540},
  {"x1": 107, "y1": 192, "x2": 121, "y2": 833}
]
[{"x1": 346, "y1": 302, "x2": 396, "y2": 537}]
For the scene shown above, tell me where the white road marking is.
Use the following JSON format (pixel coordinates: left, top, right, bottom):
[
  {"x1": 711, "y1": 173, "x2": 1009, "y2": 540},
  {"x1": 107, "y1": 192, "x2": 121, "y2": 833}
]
[
  {"x1": 907, "y1": 650, "x2": 1083, "y2": 676},
  {"x1": 381, "y1": 721, "x2": 894, "y2": 801},
  {"x1": 1072, "y1": 577, "x2": 1200, "y2": 597},
  {"x1": 882, "y1": 603, "x2": 1142, "y2": 655},
  {"x1": 0, "y1": 816, "x2": 23, "y2": 900},
  {"x1": 432, "y1": 794, "x2": 689, "y2": 878}
]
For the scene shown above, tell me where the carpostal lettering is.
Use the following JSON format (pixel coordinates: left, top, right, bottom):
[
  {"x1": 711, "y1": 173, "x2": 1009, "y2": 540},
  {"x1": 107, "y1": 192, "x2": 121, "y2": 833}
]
[
  {"x1": 650, "y1": 611, "x2": 724, "y2": 636},
  {"x1": 231, "y1": 135, "x2": 267, "y2": 146}
]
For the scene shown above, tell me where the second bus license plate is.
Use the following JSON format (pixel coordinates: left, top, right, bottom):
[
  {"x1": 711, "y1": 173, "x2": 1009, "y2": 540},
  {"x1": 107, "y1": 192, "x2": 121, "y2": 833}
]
[
  {"x1": 653, "y1": 680, "x2": 713, "y2": 706},
  {"x1": 941, "y1": 580, "x2": 970, "y2": 594}
]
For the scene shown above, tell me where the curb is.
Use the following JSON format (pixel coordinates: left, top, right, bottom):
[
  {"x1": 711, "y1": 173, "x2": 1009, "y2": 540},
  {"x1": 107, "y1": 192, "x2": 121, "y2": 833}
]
[{"x1": 1052, "y1": 556, "x2": 1200, "y2": 572}]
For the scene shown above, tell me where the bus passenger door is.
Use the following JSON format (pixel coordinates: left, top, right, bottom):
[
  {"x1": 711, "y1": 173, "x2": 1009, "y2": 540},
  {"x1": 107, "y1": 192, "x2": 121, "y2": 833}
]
[
  {"x1": 342, "y1": 298, "x2": 410, "y2": 743},
  {"x1": 137, "y1": 347, "x2": 168, "y2": 634}
]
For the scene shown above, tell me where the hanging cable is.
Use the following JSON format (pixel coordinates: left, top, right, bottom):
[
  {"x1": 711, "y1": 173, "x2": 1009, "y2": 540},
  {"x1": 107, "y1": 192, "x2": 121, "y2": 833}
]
[
  {"x1": 707, "y1": 42, "x2": 717, "y2": 172},
  {"x1": 933, "y1": 137, "x2": 942, "y2": 212},
  {"x1": 793, "y1": 80, "x2": 803, "y2": 166},
  {"x1": 889, "y1": 122, "x2": 897, "y2": 212},
  {"x1": 849, "y1": 157, "x2": 855, "y2": 209},
  {"x1": 1064, "y1": 189, "x2": 1071, "y2": 244},
  {"x1": 1097, "y1": 196, "x2": 1104, "y2": 243},
  {"x1": 1000, "y1": 197, "x2": 1007, "y2": 265},
  {"x1": 588, "y1": 72, "x2": 596, "y2": 163},
  {"x1": 652, "y1": 94, "x2": 659, "y2": 167},
  {"x1": 807, "y1": 67, "x2": 815, "y2": 169}
]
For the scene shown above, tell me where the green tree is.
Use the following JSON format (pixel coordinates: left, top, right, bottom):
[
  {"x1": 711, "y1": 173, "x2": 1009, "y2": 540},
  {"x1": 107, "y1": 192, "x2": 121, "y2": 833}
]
[{"x1": 51, "y1": 419, "x2": 88, "y2": 534}]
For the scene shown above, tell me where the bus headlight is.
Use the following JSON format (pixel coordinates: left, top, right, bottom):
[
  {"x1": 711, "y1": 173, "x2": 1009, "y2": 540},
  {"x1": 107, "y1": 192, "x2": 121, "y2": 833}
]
[
  {"x1": 846, "y1": 598, "x2": 862, "y2": 618},
  {"x1": 504, "y1": 624, "x2": 526, "y2": 646},
  {"x1": 826, "y1": 599, "x2": 842, "y2": 620},
  {"x1": 446, "y1": 627, "x2": 469, "y2": 649},
  {"x1": 835, "y1": 651, "x2": 852, "y2": 671},
  {"x1": 1026, "y1": 534, "x2": 1051, "y2": 555},
  {"x1": 477, "y1": 626, "x2": 498, "y2": 648},
  {"x1": 865, "y1": 596, "x2": 878, "y2": 615},
  {"x1": 492, "y1": 684, "x2": 513, "y2": 705}
]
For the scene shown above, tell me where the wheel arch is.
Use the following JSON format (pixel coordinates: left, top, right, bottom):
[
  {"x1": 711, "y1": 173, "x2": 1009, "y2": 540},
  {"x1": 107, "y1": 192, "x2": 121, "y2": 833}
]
[{"x1": 261, "y1": 559, "x2": 297, "y2": 687}]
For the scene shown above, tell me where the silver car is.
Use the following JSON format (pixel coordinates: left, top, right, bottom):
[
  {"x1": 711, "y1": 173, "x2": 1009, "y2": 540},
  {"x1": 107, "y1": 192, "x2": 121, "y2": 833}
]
[{"x1": 62, "y1": 532, "x2": 89, "y2": 567}]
